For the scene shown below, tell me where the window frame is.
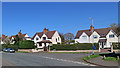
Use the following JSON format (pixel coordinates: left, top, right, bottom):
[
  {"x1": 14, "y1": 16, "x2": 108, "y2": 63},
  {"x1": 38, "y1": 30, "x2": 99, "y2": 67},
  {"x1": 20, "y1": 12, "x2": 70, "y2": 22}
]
[
  {"x1": 93, "y1": 35, "x2": 98, "y2": 39},
  {"x1": 43, "y1": 37, "x2": 46, "y2": 40},
  {"x1": 82, "y1": 35, "x2": 87, "y2": 39},
  {"x1": 56, "y1": 38, "x2": 57, "y2": 42},
  {"x1": 36, "y1": 37, "x2": 39, "y2": 40},
  {"x1": 109, "y1": 34, "x2": 115, "y2": 38}
]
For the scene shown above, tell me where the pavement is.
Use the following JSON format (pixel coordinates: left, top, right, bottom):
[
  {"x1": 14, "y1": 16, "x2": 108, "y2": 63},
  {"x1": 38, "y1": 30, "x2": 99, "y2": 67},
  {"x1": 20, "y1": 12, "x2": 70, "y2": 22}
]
[
  {"x1": 2, "y1": 52, "x2": 94, "y2": 66},
  {"x1": 87, "y1": 56, "x2": 119, "y2": 66}
]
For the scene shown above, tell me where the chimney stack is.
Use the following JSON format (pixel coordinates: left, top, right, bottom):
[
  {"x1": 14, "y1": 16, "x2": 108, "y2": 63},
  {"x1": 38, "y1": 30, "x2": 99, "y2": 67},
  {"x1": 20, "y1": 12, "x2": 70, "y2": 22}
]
[
  {"x1": 43, "y1": 28, "x2": 49, "y2": 33},
  {"x1": 18, "y1": 30, "x2": 22, "y2": 36},
  {"x1": 90, "y1": 25, "x2": 94, "y2": 31}
]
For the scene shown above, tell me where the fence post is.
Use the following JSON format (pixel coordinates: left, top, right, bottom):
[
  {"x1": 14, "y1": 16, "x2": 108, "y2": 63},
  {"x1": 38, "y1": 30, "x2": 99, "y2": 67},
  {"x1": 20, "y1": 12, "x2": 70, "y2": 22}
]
[{"x1": 103, "y1": 55, "x2": 106, "y2": 59}]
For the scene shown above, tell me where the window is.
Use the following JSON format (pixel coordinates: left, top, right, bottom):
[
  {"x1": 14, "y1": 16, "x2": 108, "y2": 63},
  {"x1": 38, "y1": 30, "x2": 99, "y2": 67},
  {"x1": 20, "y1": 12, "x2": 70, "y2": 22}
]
[
  {"x1": 36, "y1": 38, "x2": 39, "y2": 40},
  {"x1": 58, "y1": 37, "x2": 59, "y2": 41},
  {"x1": 109, "y1": 42, "x2": 112, "y2": 46},
  {"x1": 109, "y1": 34, "x2": 114, "y2": 38},
  {"x1": 93, "y1": 35, "x2": 98, "y2": 39},
  {"x1": 102, "y1": 34, "x2": 104, "y2": 36},
  {"x1": 82, "y1": 35, "x2": 87, "y2": 38},
  {"x1": 43, "y1": 37, "x2": 46, "y2": 40},
  {"x1": 56, "y1": 38, "x2": 57, "y2": 42}
]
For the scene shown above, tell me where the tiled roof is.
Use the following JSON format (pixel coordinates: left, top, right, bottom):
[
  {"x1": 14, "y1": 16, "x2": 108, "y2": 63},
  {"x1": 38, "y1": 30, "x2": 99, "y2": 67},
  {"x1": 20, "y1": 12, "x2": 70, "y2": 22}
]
[
  {"x1": 32, "y1": 30, "x2": 56, "y2": 39},
  {"x1": 75, "y1": 27, "x2": 117, "y2": 39},
  {"x1": 1, "y1": 34, "x2": 8, "y2": 41},
  {"x1": 11, "y1": 34, "x2": 27, "y2": 39}
]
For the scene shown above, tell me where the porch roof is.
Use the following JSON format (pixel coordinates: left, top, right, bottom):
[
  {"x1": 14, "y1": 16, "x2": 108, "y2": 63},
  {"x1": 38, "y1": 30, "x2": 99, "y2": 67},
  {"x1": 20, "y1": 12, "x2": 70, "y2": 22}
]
[{"x1": 98, "y1": 39, "x2": 107, "y2": 42}]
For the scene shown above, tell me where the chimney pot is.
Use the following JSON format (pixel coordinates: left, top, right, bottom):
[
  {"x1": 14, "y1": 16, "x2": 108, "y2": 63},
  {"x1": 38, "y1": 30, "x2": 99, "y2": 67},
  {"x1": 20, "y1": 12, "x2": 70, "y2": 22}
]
[
  {"x1": 43, "y1": 28, "x2": 49, "y2": 33},
  {"x1": 90, "y1": 25, "x2": 94, "y2": 31}
]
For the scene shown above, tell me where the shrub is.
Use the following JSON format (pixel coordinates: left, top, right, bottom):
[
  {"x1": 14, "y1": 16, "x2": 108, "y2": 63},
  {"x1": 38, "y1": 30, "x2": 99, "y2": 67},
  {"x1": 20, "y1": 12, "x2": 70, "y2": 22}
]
[
  {"x1": 83, "y1": 54, "x2": 100, "y2": 61},
  {"x1": 19, "y1": 40, "x2": 35, "y2": 49},
  {"x1": 113, "y1": 43, "x2": 120, "y2": 49},
  {"x1": 50, "y1": 43, "x2": 99, "y2": 50},
  {"x1": 2, "y1": 44, "x2": 18, "y2": 51},
  {"x1": 103, "y1": 57, "x2": 117, "y2": 61}
]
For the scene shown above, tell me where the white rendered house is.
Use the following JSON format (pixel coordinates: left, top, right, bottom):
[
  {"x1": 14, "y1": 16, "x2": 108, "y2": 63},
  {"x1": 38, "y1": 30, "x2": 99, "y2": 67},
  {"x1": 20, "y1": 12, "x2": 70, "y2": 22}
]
[
  {"x1": 75, "y1": 25, "x2": 119, "y2": 52},
  {"x1": 10, "y1": 30, "x2": 32, "y2": 44},
  {"x1": 32, "y1": 28, "x2": 61, "y2": 49}
]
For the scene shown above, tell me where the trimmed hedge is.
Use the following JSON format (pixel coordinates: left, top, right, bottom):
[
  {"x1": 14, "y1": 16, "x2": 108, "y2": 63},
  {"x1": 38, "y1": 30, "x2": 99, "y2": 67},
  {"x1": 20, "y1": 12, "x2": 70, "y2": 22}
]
[
  {"x1": 50, "y1": 43, "x2": 99, "y2": 50},
  {"x1": 2, "y1": 44, "x2": 18, "y2": 51},
  {"x1": 113, "y1": 43, "x2": 120, "y2": 49},
  {"x1": 19, "y1": 40, "x2": 35, "y2": 49}
]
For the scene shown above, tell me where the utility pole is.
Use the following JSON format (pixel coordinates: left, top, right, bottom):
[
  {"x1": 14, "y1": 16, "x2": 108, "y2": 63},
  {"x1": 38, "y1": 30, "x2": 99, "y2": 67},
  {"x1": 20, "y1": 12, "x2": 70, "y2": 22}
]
[{"x1": 89, "y1": 18, "x2": 94, "y2": 55}]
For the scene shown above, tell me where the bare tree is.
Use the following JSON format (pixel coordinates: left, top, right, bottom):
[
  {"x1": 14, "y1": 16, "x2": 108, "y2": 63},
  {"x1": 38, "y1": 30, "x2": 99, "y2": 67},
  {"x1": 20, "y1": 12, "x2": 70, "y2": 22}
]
[{"x1": 64, "y1": 33, "x2": 74, "y2": 43}]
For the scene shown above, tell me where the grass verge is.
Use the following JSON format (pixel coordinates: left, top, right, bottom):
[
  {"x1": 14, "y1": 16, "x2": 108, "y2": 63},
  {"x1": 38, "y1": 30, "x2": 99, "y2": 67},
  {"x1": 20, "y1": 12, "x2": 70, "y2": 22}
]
[
  {"x1": 83, "y1": 54, "x2": 100, "y2": 61},
  {"x1": 48, "y1": 52, "x2": 90, "y2": 54},
  {"x1": 103, "y1": 57, "x2": 118, "y2": 61},
  {"x1": 16, "y1": 51, "x2": 29, "y2": 53}
]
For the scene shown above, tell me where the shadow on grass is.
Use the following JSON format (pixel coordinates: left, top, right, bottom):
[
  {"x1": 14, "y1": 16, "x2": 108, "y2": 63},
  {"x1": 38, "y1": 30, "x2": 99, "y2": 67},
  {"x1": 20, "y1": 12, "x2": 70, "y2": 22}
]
[{"x1": 99, "y1": 52, "x2": 120, "y2": 58}]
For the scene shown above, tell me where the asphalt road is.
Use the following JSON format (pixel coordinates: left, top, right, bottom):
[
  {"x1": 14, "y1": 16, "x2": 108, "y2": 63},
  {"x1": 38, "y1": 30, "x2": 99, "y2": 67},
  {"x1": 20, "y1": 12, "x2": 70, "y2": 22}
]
[{"x1": 2, "y1": 52, "x2": 94, "y2": 66}]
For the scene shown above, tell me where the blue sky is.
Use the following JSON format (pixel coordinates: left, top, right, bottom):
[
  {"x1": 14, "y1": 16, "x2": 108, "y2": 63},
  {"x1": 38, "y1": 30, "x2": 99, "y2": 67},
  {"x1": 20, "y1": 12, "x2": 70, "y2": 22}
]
[{"x1": 2, "y1": 2, "x2": 118, "y2": 37}]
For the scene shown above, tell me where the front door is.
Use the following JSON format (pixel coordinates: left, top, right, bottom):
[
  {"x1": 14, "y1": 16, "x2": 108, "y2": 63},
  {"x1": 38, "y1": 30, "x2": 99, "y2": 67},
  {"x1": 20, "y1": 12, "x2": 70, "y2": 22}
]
[
  {"x1": 44, "y1": 43, "x2": 48, "y2": 51},
  {"x1": 101, "y1": 42, "x2": 104, "y2": 49}
]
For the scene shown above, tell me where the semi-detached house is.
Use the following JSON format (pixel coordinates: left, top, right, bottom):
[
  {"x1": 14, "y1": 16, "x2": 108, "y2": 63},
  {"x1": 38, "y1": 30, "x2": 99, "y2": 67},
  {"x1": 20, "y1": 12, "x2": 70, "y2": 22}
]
[{"x1": 75, "y1": 25, "x2": 119, "y2": 52}]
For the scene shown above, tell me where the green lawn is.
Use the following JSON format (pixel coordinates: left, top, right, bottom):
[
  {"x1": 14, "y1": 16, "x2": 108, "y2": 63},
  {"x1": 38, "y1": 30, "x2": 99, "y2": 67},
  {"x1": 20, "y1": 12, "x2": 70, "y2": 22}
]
[
  {"x1": 103, "y1": 57, "x2": 118, "y2": 61},
  {"x1": 83, "y1": 54, "x2": 100, "y2": 61}
]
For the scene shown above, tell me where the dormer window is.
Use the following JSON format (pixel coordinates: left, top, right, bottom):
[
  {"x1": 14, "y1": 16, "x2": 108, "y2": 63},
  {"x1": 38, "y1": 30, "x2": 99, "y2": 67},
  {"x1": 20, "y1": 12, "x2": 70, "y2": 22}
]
[
  {"x1": 109, "y1": 34, "x2": 114, "y2": 38},
  {"x1": 36, "y1": 38, "x2": 39, "y2": 40},
  {"x1": 56, "y1": 38, "x2": 57, "y2": 42},
  {"x1": 43, "y1": 37, "x2": 46, "y2": 40},
  {"x1": 82, "y1": 35, "x2": 87, "y2": 38},
  {"x1": 93, "y1": 35, "x2": 98, "y2": 39},
  {"x1": 102, "y1": 34, "x2": 104, "y2": 36}
]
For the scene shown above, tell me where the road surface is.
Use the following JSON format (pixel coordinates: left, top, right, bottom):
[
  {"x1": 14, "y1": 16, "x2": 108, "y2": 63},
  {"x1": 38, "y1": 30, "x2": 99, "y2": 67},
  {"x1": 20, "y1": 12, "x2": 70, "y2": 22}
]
[{"x1": 2, "y1": 52, "x2": 93, "y2": 66}]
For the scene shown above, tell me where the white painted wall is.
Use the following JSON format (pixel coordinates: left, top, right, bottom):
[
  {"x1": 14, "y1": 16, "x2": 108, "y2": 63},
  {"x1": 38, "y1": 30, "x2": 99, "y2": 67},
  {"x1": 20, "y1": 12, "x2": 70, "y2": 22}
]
[
  {"x1": 75, "y1": 32, "x2": 90, "y2": 43},
  {"x1": 10, "y1": 37, "x2": 15, "y2": 44},
  {"x1": 1, "y1": 41, "x2": 4, "y2": 44},
  {"x1": 33, "y1": 34, "x2": 41, "y2": 45},
  {"x1": 24, "y1": 34, "x2": 29, "y2": 37},
  {"x1": 106, "y1": 30, "x2": 118, "y2": 48},
  {"x1": 90, "y1": 31, "x2": 100, "y2": 43},
  {"x1": 26, "y1": 38, "x2": 31, "y2": 40},
  {"x1": 25, "y1": 34, "x2": 31, "y2": 40},
  {"x1": 51, "y1": 31, "x2": 61, "y2": 44}
]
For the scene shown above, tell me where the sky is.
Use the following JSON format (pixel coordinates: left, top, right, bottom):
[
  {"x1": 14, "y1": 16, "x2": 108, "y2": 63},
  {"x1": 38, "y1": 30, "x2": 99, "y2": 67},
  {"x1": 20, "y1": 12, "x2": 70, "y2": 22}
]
[{"x1": 2, "y1": 2, "x2": 118, "y2": 37}]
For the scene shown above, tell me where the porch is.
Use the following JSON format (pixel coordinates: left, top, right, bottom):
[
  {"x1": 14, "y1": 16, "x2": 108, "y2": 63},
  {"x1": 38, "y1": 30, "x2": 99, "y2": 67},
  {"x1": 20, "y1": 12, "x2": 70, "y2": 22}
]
[
  {"x1": 98, "y1": 39, "x2": 113, "y2": 53},
  {"x1": 37, "y1": 40, "x2": 52, "y2": 51}
]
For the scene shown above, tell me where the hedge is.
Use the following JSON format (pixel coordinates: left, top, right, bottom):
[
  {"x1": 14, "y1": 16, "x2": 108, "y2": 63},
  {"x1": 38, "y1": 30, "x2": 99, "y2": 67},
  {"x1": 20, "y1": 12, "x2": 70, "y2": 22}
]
[
  {"x1": 2, "y1": 44, "x2": 18, "y2": 51},
  {"x1": 19, "y1": 40, "x2": 35, "y2": 49},
  {"x1": 112, "y1": 43, "x2": 120, "y2": 49},
  {"x1": 50, "y1": 43, "x2": 99, "y2": 50}
]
